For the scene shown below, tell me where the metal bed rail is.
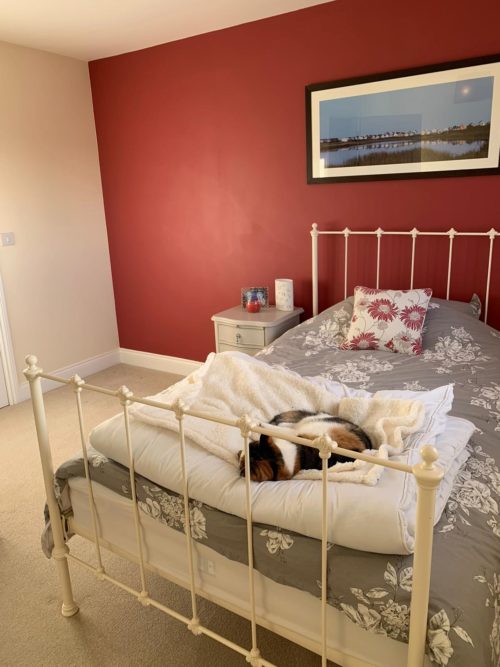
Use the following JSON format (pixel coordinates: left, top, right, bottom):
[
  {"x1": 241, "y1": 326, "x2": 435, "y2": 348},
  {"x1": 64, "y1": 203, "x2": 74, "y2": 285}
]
[{"x1": 25, "y1": 354, "x2": 443, "y2": 667}]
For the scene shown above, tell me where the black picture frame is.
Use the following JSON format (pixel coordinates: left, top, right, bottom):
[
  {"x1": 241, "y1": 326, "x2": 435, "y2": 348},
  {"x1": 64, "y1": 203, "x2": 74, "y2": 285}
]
[{"x1": 306, "y1": 54, "x2": 500, "y2": 183}]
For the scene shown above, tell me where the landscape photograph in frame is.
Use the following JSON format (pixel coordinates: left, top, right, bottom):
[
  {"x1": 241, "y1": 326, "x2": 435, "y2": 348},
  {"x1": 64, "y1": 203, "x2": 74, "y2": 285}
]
[{"x1": 306, "y1": 54, "x2": 500, "y2": 183}]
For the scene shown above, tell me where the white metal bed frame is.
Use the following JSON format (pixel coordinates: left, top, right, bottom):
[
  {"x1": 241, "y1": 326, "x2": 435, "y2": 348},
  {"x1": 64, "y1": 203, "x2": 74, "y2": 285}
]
[
  {"x1": 311, "y1": 223, "x2": 499, "y2": 322},
  {"x1": 25, "y1": 223, "x2": 498, "y2": 667}
]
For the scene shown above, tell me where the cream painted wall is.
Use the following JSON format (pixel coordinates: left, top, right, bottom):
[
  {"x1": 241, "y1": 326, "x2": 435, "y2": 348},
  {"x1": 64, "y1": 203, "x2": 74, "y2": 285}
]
[{"x1": 0, "y1": 41, "x2": 118, "y2": 387}]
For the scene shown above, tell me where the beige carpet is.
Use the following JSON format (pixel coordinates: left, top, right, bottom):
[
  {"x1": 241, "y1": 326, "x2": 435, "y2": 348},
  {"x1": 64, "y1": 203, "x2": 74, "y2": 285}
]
[{"x1": 0, "y1": 364, "x2": 335, "y2": 667}]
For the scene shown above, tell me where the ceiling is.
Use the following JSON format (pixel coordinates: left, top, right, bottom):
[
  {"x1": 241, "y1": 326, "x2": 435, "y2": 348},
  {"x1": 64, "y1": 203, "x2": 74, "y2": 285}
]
[{"x1": 0, "y1": 0, "x2": 333, "y2": 62}]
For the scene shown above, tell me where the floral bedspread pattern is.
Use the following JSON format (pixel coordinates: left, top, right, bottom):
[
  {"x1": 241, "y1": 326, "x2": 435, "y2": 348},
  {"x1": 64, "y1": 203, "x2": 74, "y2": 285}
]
[
  {"x1": 48, "y1": 298, "x2": 499, "y2": 666},
  {"x1": 50, "y1": 451, "x2": 333, "y2": 603},
  {"x1": 256, "y1": 297, "x2": 499, "y2": 666}
]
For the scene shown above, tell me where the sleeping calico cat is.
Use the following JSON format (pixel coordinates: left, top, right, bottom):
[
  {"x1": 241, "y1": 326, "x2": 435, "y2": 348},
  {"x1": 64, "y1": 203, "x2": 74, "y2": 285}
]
[{"x1": 239, "y1": 409, "x2": 372, "y2": 482}]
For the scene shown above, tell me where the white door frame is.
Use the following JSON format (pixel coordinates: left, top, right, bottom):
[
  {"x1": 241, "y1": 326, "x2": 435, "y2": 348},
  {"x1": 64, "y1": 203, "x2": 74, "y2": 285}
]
[{"x1": 0, "y1": 271, "x2": 18, "y2": 405}]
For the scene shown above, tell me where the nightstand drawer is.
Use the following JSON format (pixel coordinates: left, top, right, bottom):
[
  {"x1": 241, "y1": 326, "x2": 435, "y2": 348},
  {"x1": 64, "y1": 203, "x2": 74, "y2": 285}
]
[
  {"x1": 212, "y1": 306, "x2": 304, "y2": 355},
  {"x1": 217, "y1": 342, "x2": 261, "y2": 356},
  {"x1": 217, "y1": 324, "x2": 265, "y2": 348}
]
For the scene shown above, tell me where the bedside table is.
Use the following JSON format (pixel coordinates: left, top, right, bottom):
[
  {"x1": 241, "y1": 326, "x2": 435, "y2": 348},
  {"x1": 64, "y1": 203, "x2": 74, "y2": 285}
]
[{"x1": 211, "y1": 306, "x2": 303, "y2": 356}]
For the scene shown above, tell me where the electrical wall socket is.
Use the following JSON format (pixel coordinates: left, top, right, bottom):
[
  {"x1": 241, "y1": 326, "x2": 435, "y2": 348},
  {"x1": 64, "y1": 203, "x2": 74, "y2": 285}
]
[
  {"x1": 199, "y1": 557, "x2": 216, "y2": 576},
  {"x1": 0, "y1": 233, "x2": 15, "y2": 246}
]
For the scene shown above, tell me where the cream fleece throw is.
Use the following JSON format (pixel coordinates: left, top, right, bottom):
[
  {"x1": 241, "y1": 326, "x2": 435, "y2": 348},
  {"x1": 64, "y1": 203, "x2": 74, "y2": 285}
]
[
  {"x1": 92, "y1": 351, "x2": 474, "y2": 552},
  {"x1": 129, "y1": 351, "x2": 425, "y2": 485}
]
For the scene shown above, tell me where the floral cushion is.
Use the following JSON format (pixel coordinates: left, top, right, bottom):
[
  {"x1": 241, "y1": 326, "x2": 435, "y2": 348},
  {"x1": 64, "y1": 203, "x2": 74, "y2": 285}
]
[{"x1": 341, "y1": 286, "x2": 432, "y2": 355}]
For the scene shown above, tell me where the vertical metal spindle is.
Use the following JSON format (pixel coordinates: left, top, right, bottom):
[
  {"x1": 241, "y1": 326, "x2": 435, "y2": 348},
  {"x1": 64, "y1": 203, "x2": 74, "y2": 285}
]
[
  {"x1": 343, "y1": 228, "x2": 350, "y2": 299},
  {"x1": 446, "y1": 229, "x2": 456, "y2": 300},
  {"x1": 119, "y1": 386, "x2": 148, "y2": 603},
  {"x1": 311, "y1": 223, "x2": 319, "y2": 317},
  {"x1": 174, "y1": 400, "x2": 201, "y2": 635},
  {"x1": 318, "y1": 435, "x2": 332, "y2": 667},
  {"x1": 375, "y1": 228, "x2": 383, "y2": 289},
  {"x1": 240, "y1": 416, "x2": 261, "y2": 667},
  {"x1": 72, "y1": 375, "x2": 104, "y2": 574},
  {"x1": 410, "y1": 228, "x2": 418, "y2": 289},
  {"x1": 484, "y1": 229, "x2": 496, "y2": 324}
]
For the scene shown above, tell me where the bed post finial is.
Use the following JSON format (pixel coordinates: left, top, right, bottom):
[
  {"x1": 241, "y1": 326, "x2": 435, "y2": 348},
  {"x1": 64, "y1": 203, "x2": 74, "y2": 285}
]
[
  {"x1": 418, "y1": 444, "x2": 440, "y2": 472},
  {"x1": 24, "y1": 354, "x2": 42, "y2": 381}
]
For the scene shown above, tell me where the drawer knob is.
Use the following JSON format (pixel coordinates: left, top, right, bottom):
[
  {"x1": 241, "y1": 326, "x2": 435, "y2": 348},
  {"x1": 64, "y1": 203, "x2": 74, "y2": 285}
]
[{"x1": 236, "y1": 333, "x2": 242, "y2": 342}]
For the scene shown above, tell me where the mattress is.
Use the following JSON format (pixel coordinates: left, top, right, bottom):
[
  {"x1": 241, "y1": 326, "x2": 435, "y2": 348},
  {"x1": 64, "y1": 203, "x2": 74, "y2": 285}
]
[{"x1": 68, "y1": 476, "x2": 432, "y2": 667}]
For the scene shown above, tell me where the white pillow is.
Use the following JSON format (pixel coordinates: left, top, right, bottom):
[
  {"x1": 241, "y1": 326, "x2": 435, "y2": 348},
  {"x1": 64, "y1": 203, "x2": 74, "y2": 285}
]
[{"x1": 306, "y1": 376, "x2": 454, "y2": 444}]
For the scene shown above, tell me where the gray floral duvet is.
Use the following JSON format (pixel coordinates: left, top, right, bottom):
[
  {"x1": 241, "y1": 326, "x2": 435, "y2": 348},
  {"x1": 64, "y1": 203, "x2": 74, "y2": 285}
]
[
  {"x1": 51, "y1": 297, "x2": 499, "y2": 666},
  {"x1": 257, "y1": 297, "x2": 499, "y2": 666}
]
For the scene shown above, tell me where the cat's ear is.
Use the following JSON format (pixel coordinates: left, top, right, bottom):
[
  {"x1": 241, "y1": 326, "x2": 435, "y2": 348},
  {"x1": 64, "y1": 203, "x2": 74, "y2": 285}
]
[{"x1": 259, "y1": 433, "x2": 272, "y2": 447}]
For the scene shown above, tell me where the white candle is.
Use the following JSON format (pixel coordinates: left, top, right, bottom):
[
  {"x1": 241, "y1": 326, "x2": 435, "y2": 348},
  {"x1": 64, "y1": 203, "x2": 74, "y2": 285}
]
[{"x1": 275, "y1": 279, "x2": 294, "y2": 311}]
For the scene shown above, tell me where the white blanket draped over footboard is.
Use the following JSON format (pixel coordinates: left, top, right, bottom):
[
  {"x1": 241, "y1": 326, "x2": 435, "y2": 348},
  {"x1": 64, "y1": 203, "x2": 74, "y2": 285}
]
[
  {"x1": 131, "y1": 351, "x2": 428, "y2": 482},
  {"x1": 91, "y1": 352, "x2": 474, "y2": 554}
]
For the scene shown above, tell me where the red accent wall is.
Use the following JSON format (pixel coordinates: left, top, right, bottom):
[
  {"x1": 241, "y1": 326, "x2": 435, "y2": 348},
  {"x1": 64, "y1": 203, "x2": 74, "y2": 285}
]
[{"x1": 89, "y1": 0, "x2": 500, "y2": 361}]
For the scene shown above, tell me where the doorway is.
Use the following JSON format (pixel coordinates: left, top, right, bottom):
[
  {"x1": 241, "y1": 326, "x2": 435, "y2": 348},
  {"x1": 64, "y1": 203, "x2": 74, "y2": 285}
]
[
  {"x1": 0, "y1": 272, "x2": 16, "y2": 407},
  {"x1": 0, "y1": 357, "x2": 8, "y2": 408}
]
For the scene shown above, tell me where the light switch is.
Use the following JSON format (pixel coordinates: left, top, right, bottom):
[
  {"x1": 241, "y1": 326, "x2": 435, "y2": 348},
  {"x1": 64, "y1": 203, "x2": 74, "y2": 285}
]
[{"x1": 0, "y1": 233, "x2": 15, "y2": 246}]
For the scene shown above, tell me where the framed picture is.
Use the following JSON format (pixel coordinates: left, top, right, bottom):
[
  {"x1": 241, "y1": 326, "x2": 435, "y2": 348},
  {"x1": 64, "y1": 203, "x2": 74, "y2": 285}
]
[
  {"x1": 306, "y1": 53, "x2": 500, "y2": 183},
  {"x1": 241, "y1": 286, "x2": 269, "y2": 309}
]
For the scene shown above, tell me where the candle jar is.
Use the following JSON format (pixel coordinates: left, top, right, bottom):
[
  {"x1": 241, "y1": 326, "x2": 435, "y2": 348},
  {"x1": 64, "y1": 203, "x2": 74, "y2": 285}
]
[{"x1": 246, "y1": 298, "x2": 261, "y2": 313}]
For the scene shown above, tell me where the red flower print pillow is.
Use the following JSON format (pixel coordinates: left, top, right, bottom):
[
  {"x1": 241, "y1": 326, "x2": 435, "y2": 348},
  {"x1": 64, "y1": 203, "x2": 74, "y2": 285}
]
[{"x1": 341, "y1": 286, "x2": 432, "y2": 355}]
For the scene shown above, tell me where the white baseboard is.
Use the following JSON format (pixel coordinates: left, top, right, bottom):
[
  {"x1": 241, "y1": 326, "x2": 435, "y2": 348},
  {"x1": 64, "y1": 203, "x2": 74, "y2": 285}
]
[
  {"x1": 16, "y1": 348, "x2": 201, "y2": 404},
  {"x1": 119, "y1": 348, "x2": 202, "y2": 376},
  {"x1": 16, "y1": 349, "x2": 121, "y2": 403}
]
